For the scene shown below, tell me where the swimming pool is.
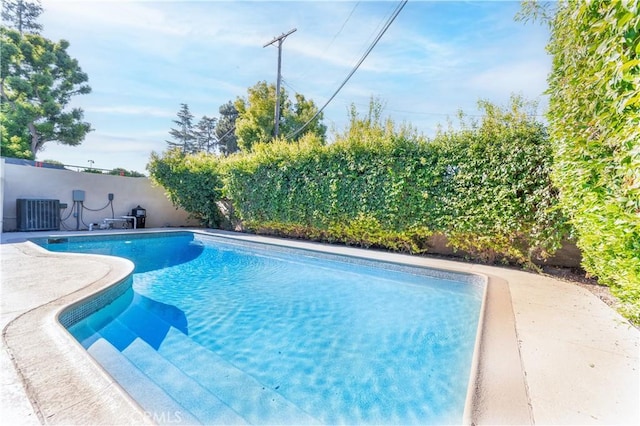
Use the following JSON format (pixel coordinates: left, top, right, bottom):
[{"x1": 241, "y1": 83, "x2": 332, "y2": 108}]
[{"x1": 38, "y1": 231, "x2": 485, "y2": 425}]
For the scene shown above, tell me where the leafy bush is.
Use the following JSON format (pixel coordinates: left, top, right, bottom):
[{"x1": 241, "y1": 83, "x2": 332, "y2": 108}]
[
  {"x1": 147, "y1": 148, "x2": 225, "y2": 227},
  {"x1": 83, "y1": 168, "x2": 103, "y2": 174},
  {"x1": 547, "y1": 1, "x2": 640, "y2": 320},
  {"x1": 430, "y1": 97, "x2": 567, "y2": 262},
  {"x1": 149, "y1": 96, "x2": 565, "y2": 266},
  {"x1": 109, "y1": 167, "x2": 145, "y2": 177},
  {"x1": 219, "y1": 96, "x2": 565, "y2": 264}
]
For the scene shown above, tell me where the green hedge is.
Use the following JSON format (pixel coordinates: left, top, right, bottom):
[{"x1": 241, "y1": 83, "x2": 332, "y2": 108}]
[
  {"x1": 547, "y1": 1, "x2": 639, "y2": 321},
  {"x1": 151, "y1": 96, "x2": 565, "y2": 265},
  {"x1": 147, "y1": 149, "x2": 225, "y2": 227}
]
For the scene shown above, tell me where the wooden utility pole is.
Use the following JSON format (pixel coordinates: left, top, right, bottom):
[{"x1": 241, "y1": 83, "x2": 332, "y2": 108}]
[{"x1": 263, "y1": 28, "x2": 296, "y2": 139}]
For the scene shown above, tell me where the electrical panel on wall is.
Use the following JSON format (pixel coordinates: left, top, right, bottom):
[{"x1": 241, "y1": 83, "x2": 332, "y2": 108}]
[{"x1": 72, "y1": 190, "x2": 85, "y2": 202}]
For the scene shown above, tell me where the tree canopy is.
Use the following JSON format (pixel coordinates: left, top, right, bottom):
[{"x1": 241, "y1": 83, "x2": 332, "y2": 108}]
[
  {"x1": 0, "y1": 27, "x2": 92, "y2": 158},
  {"x1": 234, "y1": 81, "x2": 326, "y2": 152}
]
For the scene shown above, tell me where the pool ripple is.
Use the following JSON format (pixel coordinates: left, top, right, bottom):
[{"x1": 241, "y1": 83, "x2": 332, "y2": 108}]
[{"x1": 157, "y1": 327, "x2": 320, "y2": 425}]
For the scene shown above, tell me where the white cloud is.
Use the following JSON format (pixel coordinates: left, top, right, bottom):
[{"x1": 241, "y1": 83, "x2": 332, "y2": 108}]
[
  {"x1": 43, "y1": 0, "x2": 189, "y2": 36},
  {"x1": 467, "y1": 60, "x2": 551, "y2": 100}
]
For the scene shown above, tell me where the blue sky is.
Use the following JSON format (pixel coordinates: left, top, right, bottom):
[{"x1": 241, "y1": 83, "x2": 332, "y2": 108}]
[{"x1": 37, "y1": 0, "x2": 551, "y2": 174}]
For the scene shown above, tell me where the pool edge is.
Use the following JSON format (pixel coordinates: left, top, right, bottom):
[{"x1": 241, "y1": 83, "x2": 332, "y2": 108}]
[
  {"x1": 463, "y1": 275, "x2": 533, "y2": 425},
  {"x1": 1, "y1": 240, "x2": 152, "y2": 424},
  {"x1": 5, "y1": 228, "x2": 637, "y2": 424}
]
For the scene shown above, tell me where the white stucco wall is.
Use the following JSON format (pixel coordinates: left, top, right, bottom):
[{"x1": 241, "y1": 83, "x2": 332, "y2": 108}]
[{"x1": 1, "y1": 159, "x2": 199, "y2": 232}]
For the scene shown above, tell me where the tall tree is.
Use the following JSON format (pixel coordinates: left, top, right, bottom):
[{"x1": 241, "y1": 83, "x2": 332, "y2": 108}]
[
  {"x1": 234, "y1": 81, "x2": 326, "y2": 152},
  {"x1": 281, "y1": 92, "x2": 327, "y2": 143},
  {"x1": 194, "y1": 115, "x2": 218, "y2": 154},
  {"x1": 0, "y1": 28, "x2": 92, "y2": 157},
  {"x1": 1, "y1": 0, "x2": 43, "y2": 34},
  {"x1": 216, "y1": 100, "x2": 239, "y2": 156},
  {"x1": 166, "y1": 103, "x2": 196, "y2": 154},
  {"x1": 234, "y1": 81, "x2": 277, "y2": 151}
]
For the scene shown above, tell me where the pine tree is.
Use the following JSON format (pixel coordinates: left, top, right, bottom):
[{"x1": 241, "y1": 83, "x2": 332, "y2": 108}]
[
  {"x1": 194, "y1": 116, "x2": 218, "y2": 154},
  {"x1": 216, "y1": 101, "x2": 239, "y2": 156},
  {"x1": 166, "y1": 103, "x2": 196, "y2": 154},
  {"x1": 1, "y1": 0, "x2": 43, "y2": 34}
]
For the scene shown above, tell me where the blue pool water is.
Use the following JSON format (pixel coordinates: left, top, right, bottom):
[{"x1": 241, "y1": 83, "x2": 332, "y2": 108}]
[{"x1": 39, "y1": 232, "x2": 484, "y2": 425}]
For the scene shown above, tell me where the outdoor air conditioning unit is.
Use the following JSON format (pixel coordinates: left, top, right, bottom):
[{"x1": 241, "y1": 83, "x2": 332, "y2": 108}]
[{"x1": 16, "y1": 199, "x2": 60, "y2": 231}]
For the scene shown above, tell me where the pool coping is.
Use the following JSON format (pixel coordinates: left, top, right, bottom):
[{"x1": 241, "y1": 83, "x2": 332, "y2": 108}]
[{"x1": 1, "y1": 228, "x2": 638, "y2": 424}]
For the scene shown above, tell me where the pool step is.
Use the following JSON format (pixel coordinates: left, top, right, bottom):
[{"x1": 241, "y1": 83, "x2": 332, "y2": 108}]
[
  {"x1": 116, "y1": 299, "x2": 186, "y2": 350},
  {"x1": 76, "y1": 293, "x2": 180, "y2": 352},
  {"x1": 102, "y1": 320, "x2": 248, "y2": 425},
  {"x1": 96, "y1": 301, "x2": 319, "y2": 424},
  {"x1": 158, "y1": 327, "x2": 320, "y2": 425},
  {"x1": 87, "y1": 338, "x2": 200, "y2": 425}
]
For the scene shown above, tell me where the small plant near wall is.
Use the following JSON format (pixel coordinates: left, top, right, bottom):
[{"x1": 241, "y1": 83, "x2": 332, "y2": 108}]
[
  {"x1": 109, "y1": 168, "x2": 145, "y2": 177},
  {"x1": 83, "y1": 168, "x2": 103, "y2": 174}
]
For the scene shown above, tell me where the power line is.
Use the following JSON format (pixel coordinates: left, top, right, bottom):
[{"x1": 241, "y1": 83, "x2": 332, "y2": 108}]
[
  {"x1": 295, "y1": 2, "x2": 361, "y2": 84},
  {"x1": 281, "y1": 78, "x2": 300, "y2": 93},
  {"x1": 217, "y1": 125, "x2": 235, "y2": 142},
  {"x1": 357, "y1": 1, "x2": 400, "y2": 65},
  {"x1": 286, "y1": 0, "x2": 408, "y2": 140},
  {"x1": 321, "y1": 2, "x2": 360, "y2": 55}
]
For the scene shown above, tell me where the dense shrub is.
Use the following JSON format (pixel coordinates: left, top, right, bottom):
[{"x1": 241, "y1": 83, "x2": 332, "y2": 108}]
[
  {"x1": 149, "y1": 97, "x2": 565, "y2": 266},
  {"x1": 430, "y1": 98, "x2": 568, "y2": 262},
  {"x1": 547, "y1": 1, "x2": 639, "y2": 320},
  {"x1": 219, "y1": 96, "x2": 566, "y2": 264},
  {"x1": 147, "y1": 148, "x2": 225, "y2": 227}
]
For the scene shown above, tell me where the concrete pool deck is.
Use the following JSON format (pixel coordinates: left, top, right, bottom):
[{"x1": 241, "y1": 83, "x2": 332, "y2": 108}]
[{"x1": 1, "y1": 228, "x2": 638, "y2": 425}]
